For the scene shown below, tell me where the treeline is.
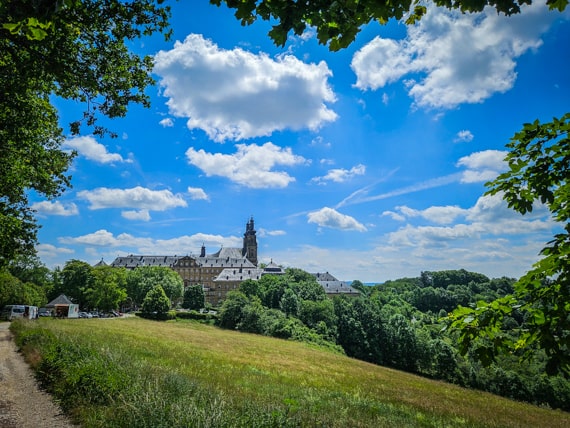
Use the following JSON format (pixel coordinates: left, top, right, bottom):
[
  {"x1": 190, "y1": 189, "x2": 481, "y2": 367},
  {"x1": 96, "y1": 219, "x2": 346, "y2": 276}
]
[
  {"x1": 215, "y1": 268, "x2": 570, "y2": 411},
  {"x1": 0, "y1": 256, "x2": 185, "y2": 314},
  {"x1": 2, "y1": 257, "x2": 568, "y2": 410}
]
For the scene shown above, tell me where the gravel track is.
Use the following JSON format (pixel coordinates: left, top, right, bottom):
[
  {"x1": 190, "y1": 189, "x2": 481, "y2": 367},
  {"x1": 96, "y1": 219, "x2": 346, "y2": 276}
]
[{"x1": 0, "y1": 322, "x2": 76, "y2": 427}]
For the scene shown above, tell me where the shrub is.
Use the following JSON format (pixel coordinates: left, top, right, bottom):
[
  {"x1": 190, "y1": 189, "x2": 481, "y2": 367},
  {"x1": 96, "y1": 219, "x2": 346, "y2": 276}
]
[
  {"x1": 141, "y1": 285, "x2": 171, "y2": 320},
  {"x1": 175, "y1": 311, "x2": 217, "y2": 321},
  {"x1": 216, "y1": 291, "x2": 248, "y2": 329},
  {"x1": 136, "y1": 310, "x2": 176, "y2": 321}
]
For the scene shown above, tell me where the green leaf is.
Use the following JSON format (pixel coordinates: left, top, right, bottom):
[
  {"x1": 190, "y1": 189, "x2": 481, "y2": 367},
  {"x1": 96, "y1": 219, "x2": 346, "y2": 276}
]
[{"x1": 2, "y1": 22, "x2": 22, "y2": 33}]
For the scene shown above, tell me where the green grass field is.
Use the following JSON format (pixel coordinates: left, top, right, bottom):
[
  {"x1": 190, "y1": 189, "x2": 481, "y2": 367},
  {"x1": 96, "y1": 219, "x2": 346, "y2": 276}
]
[{"x1": 12, "y1": 317, "x2": 570, "y2": 427}]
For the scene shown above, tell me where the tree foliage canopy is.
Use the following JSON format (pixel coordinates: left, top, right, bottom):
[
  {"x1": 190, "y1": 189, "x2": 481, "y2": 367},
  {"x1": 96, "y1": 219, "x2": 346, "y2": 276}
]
[
  {"x1": 58, "y1": 259, "x2": 93, "y2": 308},
  {"x1": 84, "y1": 265, "x2": 127, "y2": 312},
  {"x1": 182, "y1": 284, "x2": 205, "y2": 310},
  {"x1": 0, "y1": 0, "x2": 171, "y2": 265},
  {"x1": 141, "y1": 284, "x2": 171, "y2": 319},
  {"x1": 126, "y1": 266, "x2": 183, "y2": 306},
  {"x1": 448, "y1": 113, "x2": 570, "y2": 376},
  {"x1": 211, "y1": 0, "x2": 568, "y2": 51},
  {"x1": 0, "y1": 268, "x2": 47, "y2": 308}
]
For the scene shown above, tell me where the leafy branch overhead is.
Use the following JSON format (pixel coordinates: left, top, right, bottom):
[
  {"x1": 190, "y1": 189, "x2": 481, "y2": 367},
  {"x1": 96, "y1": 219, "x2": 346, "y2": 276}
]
[
  {"x1": 447, "y1": 113, "x2": 570, "y2": 376},
  {"x1": 211, "y1": 0, "x2": 568, "y2": 51},
  {"x1": 0, "y1": 0, "x2": 172, "y2": 265}
]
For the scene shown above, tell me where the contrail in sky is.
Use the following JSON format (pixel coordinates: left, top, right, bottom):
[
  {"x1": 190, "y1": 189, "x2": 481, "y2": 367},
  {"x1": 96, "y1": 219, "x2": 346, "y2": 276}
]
[{"x1": 336, "y1": 173, "x2": 462, "y2": 208}]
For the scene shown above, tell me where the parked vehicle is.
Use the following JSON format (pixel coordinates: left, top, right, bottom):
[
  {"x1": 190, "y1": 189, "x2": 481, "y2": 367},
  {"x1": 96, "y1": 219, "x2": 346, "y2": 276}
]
[
  {"x1": 1, "y1": 305, "x2": 26, "y2": 321},
  {"x1": 38, "y1": 307, "x2": 51, "y2": 317},
  {"x1": 54, "y1": 303, "x2": 79, "y2": 318},
  {"x1": 24, "y1": 305, "x2": 38, "y2": 319},
  {"x1": 79, "y1": 311, "x2": 93, "y2": 318}
]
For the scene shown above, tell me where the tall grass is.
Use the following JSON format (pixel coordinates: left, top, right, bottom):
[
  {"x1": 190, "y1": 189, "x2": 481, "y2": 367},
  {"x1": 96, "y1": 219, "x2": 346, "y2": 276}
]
[{"x1": 11, "y1": 318, "x2": 570, "y2": 427}]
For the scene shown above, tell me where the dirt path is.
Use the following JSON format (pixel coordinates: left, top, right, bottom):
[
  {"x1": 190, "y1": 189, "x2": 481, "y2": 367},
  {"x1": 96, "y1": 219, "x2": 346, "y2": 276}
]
[{"x1": 0, "y1": 322, "x2": 76, "y2": 427}]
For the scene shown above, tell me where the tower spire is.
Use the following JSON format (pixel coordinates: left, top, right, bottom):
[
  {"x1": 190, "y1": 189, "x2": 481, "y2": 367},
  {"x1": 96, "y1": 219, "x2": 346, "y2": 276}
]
[{"x1": 242, "y1": 216, "x2": 258, "y2": 266}]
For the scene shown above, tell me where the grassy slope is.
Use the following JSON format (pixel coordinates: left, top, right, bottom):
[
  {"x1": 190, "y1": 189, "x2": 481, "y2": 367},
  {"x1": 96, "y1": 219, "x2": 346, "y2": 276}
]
[{"x1": 28, "y1": 317, "x2": 570, "y2": 427}]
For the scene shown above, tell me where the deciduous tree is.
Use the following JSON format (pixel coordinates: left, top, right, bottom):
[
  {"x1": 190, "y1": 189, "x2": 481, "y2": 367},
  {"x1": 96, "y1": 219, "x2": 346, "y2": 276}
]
[
  {"x1": 237, "y1": 296, "x2": 265, "y2": 333},
  {"x1": 7, "y1": 254, "x2": 52, "y2": 290},
  {"x1": 298, "y1": 298, "x2": 337, "y2": 334},
  {"x1": 449, "y1": 113, "x2": 570, "y2": 376},
  {"x1": 57, "y1": 259, "x2": 92, "y2": 307},
  {"x1": 211, "y1": 0, "x2": 567, "y2": 51},
  {"x1": 126, "y1": 266, "x2": 183, "y2": 307},
  {"x1": 84, "y1": 265, "x2": 127, "y2": 312},
  {"x1": 182, "y1": 284, "x2": 205, "y2": 310},
  {"x1": 279, "y1": 288, "x2": 299, "y2": 317},
  {"x1": 0, "y1": 269, "x2": 47, "y2": 307},
  {"x1": 141, "y1": 284, "x2": 171, "y2": 320},
  {"x1": 0, "y1": 0, "x2": 171, "y2": 264},
  {"x1": 217, "y1": 291, "x2": 249, "y2": 329}
]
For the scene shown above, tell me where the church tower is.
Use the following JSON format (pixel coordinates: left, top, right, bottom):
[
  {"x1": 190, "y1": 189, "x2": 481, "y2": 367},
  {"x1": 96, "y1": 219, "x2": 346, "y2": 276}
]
[{"x1": 242, "y1": 216, "x2": 258, "y2": 266}]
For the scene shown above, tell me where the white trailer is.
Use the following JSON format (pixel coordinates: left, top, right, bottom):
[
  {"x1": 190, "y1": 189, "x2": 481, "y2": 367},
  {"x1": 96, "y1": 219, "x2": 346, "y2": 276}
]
[{"x1": 55, "y1": 303, "x2": 80, "y2": 318}]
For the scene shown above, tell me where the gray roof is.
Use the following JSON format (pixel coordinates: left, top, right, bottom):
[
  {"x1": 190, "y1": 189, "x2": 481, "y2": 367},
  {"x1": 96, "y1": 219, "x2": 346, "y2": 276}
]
[
  {"x1": 110, "y1": 255, "x2": 179, "y2": 268},
  {"x1": 311, "y1": 272, "x2": 360, "y2": 295},
  {"x1": 207, "y1": 247, "x2": 244, "y2": 259},
  {"x1": 319, "y1": 280, "x2": 358, "y2": 294},
  {"x1": 111, "y1": 249, "x2": 254, "y2": 270},
  {"x1": 46, "y1": 294, "x2": 74, "y2": 307},
  {"x1": 197, "y1": 256, "x2": 255, "y2": 269},
  {"x1": 312, "y1": 272, "x2": 337, "y2": 281},
  {"x1": 215, "y1": 268, "x2": 263, "y2": 282},
  {"x1": 261, "y1": 260, "x2": 285, "y2": 276}
]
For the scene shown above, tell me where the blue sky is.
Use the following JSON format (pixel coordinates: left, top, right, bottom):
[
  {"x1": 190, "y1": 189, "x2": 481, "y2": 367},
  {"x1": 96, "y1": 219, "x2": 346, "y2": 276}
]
[{"x1": 32, "y1": 1, "x2": 569, "y2": 282}]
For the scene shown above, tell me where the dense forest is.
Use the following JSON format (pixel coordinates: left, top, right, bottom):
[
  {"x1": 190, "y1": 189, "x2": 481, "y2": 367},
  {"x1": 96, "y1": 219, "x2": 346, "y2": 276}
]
[
  {"x1": 216, "y1": 268, "x2": 570, "y2": 411},
  {"x1": 1, "y1": 256, "x2": 569, "y2": 411}
]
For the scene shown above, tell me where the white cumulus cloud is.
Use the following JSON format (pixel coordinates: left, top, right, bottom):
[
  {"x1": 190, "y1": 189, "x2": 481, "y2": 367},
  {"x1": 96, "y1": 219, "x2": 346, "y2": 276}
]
[
  {"x1": 154, "y1": 34, "x2": 337, "y2": 142},
  {"x1": 187, "y1": 187, "x2": 210, "y2": 201},
  {"x1": 159, "y1": 118, "x2": 174, "y2": 127},
  {"x1": 31, "y1": 200, "x2": 78, "y2": 216},
  {"x1": 307, "y1": 207, "x2": 367, "y2": 232},
  {"x1": 36, "y1": 243, "x2": 74, "y2": 260},
  {"x1": 454, "y1": 130, "x2": 474, "y2": 143},
  {"x1": 122, "y1": 209, "x2": 151, "y2": 221},
  {"x1": 186, "y1": 142, "x2": 307, "y2": 189},
  {"x1": 312, "y1": 164, "x2": 366, "y2": 184},
  {"x1": 351, "y1": 3, "x2": 562, "y2": 109},
  {"x1": 63, "y1": 135, "x2": 130, "y2": 164},
  {"x1": 59, "y1": 230, "x2": 242, "y2": 255},
  {"x1": 396, "y1": 205, "x2": 467, "y2": 225},
  {"x1": 59, "y1": 229, "x2": 132, "y2": 247},
  {"x1": 77, "y1": 186, "x2": 187, "y2": 220},
  {"x1": 386, "y1": 193, "x2": 553, "y2": 250},
  {"x1": 457, "y1": 150, "x2": 508, "y2": 183}
]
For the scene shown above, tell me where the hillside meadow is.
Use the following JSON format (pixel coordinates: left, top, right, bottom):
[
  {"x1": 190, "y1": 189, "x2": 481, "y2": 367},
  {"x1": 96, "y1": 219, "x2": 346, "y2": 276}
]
[{"x1": 11, "y1": 317, "x2": 570, "y2": 427}]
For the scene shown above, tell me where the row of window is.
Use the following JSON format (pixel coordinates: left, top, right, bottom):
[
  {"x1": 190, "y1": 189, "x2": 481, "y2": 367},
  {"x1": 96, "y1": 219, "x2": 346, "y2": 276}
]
[{"x1": 176, "y1": 268, "x2": 221, "y2": 274}]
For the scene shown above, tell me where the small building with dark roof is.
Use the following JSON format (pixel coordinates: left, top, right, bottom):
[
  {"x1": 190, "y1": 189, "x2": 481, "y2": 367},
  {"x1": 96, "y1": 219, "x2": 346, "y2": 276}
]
[
  {"x1": 312, "y1": 272, "x2": 360, "y2": 297},
  {"x1": 46, "y1": 294, "x2": 74, "y2": 307}
]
